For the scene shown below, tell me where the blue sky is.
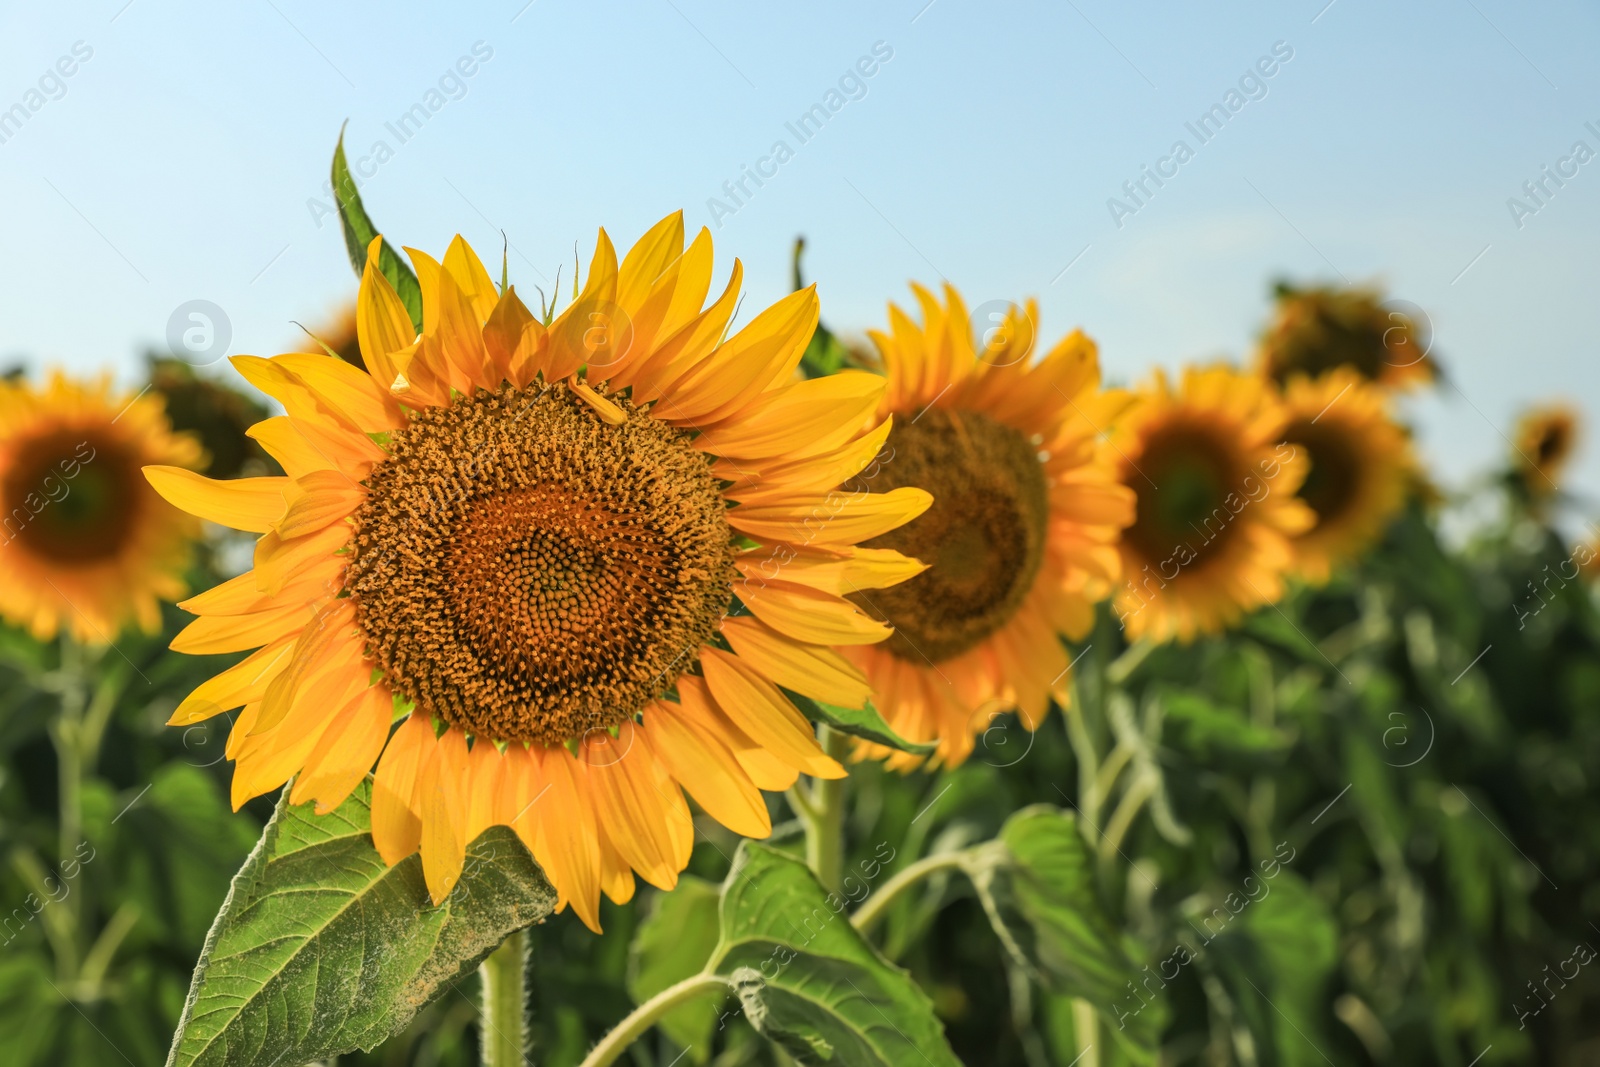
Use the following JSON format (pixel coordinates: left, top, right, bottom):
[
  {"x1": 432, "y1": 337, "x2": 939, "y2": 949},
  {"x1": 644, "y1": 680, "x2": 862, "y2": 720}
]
[{"x1": 2, "y1": 0, "x2": 1597, "y2": 509}]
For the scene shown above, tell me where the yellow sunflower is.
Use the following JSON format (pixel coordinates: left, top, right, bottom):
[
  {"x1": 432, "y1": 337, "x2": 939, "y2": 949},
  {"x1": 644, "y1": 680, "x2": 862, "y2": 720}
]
[
  {"x1": 1257, "y1": 283, "x2": 1435, "y2": 390},
  {"x1": 0, "y1": 372, "x2": 202, "y2": 642},
  {"x1": 144, "y1": 214, "x2": 929, "y2": 931},
  {"x1": 1513, "y1": 403, "x2": 1580, "y2": 498},
  {"x1": 838, "y1": 284, "x2": 1133, "y2": 769},
  {"x1": 1279, "y1": 368, "x2": 1413, "y2": 582},
  {"x1": 1109, "y1": 365, "x2": 1314, "y2": 643}
]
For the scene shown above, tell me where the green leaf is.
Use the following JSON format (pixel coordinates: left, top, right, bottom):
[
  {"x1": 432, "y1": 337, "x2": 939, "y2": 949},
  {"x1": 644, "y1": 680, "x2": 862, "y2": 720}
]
[
  {"x1": 1161, "y1": 692, "x2": 1291, "y2": 761},
  {"x1": 785, "y1": 691, "x2": 937, "y2": 755},
  {"x1": 708, "y1": 841, "x2": 962, "y2": 1065},
  {"x1": 165, "y1": 780, "x2": 556, "y2": 1067},
  {"x1": 1203, "y1": 872, "x2": 1338, "y2": 1067},
  {"x1": 791, "y1": 235, "x2": 852, "y2": 379},
  {"x1": 628, "y1": 877, "x2": 724, "y2": 1063},
  {"x1": 798, "y1": 323, "x2": 851, "y2": 379},
  {"x1": 968, "y1": 806, "x2": 1157, "y2": 1051},
  {"x1": 332, "y1": 125, "x2": 423, "y2": 333}
]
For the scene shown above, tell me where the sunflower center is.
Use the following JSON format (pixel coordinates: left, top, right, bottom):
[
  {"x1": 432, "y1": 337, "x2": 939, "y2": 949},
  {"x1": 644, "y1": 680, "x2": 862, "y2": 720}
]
[
  {"x1": 1282, "y1": 419, "x2": 1359, "y2": 529},
  {"x1": 1124, "y1": 423, "x2": 1247, "y2": 570},
  {"x1": 346, "y1": 382, "x2": 734, "y2": 745},
  {"x1": 845, "y1": 408, "x2": 1048, "y2": 663},
  {"x1": 1, "y1": 429, "x2": 141, "y2": 563}
]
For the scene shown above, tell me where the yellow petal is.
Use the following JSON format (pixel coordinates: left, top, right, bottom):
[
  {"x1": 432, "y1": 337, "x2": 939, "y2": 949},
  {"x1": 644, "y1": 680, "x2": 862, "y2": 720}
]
[
  {"x1": 696, "y1": 370, "x2": 885, "y2": 462},
  {"x1": 357, "y1": 234, "x2": 417, "y2": 389},
  {"x1": 641, "y1": 702, "x2": 771, "y2": 839},
  {"x1": 726, "y1": 487, "x2": 932, "y2": 546},
  {"x1": 720, "y1": 615, "x2": 873, "y2": 710},
  {"x1": 371, "y1": 712, "x2": 433, "y2": 865},
  {"x1": 144, "y1": 466, "x2": 287, "y2": 533},
  {"x1": 699, "y1": 649, "x2": 844, "y2": 779},
  {"x1": 662, "y1": 286, "x2": 818, "y2": 423},
  {"x1": 738, "y1": 580, "x2": 892, "y2": 646}
]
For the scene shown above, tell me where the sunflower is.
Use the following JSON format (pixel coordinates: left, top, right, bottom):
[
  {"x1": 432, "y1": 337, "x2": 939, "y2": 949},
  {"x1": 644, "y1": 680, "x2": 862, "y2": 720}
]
[
  {"x1": 145, "y1": 214, "x2": 930, "y2": 930},
  {"x1": 1257, "y1": 282, "x2": 1435, "y2": 389},
  {"x1": 1278, "y1": 368, "x2": 1413, "y2": 582},
  {"x1": 837, "y1": 284, "x2": 1133, "y2": 769},
  {"x1": 1512, "y1": 403, "x2": 1579, "y2": 498},
  {"x1": 1109, "y1": 365, "x2": 1314, "y2": 643},
  {"x1": 0, "y1": 371, "x2": 202, "y2": 642}
]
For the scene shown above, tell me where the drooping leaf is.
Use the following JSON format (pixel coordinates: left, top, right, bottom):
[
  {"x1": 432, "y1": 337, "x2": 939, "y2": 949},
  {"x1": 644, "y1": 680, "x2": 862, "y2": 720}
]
[
  {"x1": 968, "y1": 805, "x2": 1158, "y2": 1052},
  {"x1": 708, "y1": 841, "x2": 962, "y2": 1065},
  {"x1": 165, "y1": 781, "x2": 556, "y2": 1067},
  {"x1": 627, "y1": 877, "x2": 724, "y2": 1063},
  {"x1": 332, "y1": 126, "x2": 423, "y2": 332},
  {"x1": 786, "y1": 691, "x2": 937, "y2": 755}
]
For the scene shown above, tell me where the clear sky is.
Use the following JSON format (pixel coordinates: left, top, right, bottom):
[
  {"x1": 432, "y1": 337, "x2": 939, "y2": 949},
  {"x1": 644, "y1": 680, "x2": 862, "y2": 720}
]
[{"x1": 2, "y1": 0, "x2": 1597, "y2": 510}]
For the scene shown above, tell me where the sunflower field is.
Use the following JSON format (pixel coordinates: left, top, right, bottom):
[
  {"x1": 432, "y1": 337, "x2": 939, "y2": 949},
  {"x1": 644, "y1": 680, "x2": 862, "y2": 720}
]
[{"x1": 1, "y1": 139, "x2": 1597, "y2": 1067}]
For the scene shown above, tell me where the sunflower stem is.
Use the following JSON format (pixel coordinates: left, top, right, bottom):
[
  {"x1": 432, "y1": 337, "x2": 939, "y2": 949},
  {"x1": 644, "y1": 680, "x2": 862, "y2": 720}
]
[
  {"x1": 479, "y1": 929, "x2": 529, "y2": 1067},
  {"x1": 48, "y1": 634, "x2": 92, "y2": 977},
  {"x1": 851, "y1": 849, "x2": 971, "y2": 935},
  {"x1": 803, "y1": 726, "x2": 850, "y2": 893},
  {"x1": 1071, "y1": 997, "x2": 1101, "y2": 1067},
  {"x1": 578, "y1": 972, "x2": 728, "y2": 1067}
]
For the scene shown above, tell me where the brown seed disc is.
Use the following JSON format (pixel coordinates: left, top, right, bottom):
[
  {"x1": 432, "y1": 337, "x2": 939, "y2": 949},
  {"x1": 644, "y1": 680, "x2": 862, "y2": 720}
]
[
  {"x1": 2, "y1": 428, "x2": 142, "y2": 563},
  {"x1": 1281, "y1": 417, "x2": 1360, "y2": 531},
  {"x1": 1122, "y1": 420, "x2": 1249, "y2": 572},
  {"x1": 346, "y1": 382, "x2": 734, "y2": 745},
  {"x1": 845, "y1": 408, "x2": 1049, "y2": 664}
]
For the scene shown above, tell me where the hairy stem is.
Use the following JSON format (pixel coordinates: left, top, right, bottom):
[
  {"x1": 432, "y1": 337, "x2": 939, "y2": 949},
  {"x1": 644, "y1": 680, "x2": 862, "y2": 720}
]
[
  {"x1": 578, "y1": 972, "x2": 729, "y2": 1067},
  {"x1": 479, "y1": 929, "x2": 529, "y2": 1067},
  {"x1": 851, "y1": 850, "x2": 971, "y2": 935},
  {"x1": 803, "y1": 726, "x2": 850, "y2": 892}
]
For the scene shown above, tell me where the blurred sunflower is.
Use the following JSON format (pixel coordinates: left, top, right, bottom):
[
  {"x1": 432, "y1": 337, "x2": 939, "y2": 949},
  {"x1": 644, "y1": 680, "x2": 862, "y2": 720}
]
[
  {"x1": 145, "y1": 214, "x2": 929, "y2": 929},
  {"x1": 1109, "y1": 365, "x2": 1314, "y2": 643},
  {"x1": 148, "y1": 356, "x2": 274, "y2": 479},
  {"x1": 1257, "y1": 282, "x2": 1435, "y2": 390},
  {"x1": 1513, "y1": 403, "x2": 1579, "y2": 499},
  {"x1": 0, "y1": 371, "x2": 202, "y2": 642},
  {"x1": 839, "y1": 285, "x2": 1133, "y2": 768},
  {"x1": 1279, "y1": 368, "x2": 1413, "y2": 582}
]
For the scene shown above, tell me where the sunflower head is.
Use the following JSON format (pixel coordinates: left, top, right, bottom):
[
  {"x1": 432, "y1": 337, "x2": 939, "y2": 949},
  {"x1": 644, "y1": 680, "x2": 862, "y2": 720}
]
[
  {"x1": 0, "y1": 371, "x2": 203, "y2": 641},
  {"x1": 146, "y1": 214, "x2": 930, "y2": 930},
  {"x1": 1257, "y1": 282, "x2": 1435, "y2": 390},
  {"x1": 1512, "y1": 403, "x2": 1580, "y2": 500},
  {"x1": 1109, "y1": 365, "x2": 1314, "y2": 643},
  {"x1": 841, "y1": 283, "x2": 1133, "y2": 768},
  {"x1": 1279, "y1": 368, "x2": 1413, "y2": 582}
]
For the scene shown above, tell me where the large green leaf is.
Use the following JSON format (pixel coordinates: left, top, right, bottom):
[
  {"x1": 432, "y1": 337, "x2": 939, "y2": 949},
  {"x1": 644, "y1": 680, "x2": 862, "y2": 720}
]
[
  {"x1": 968, "y1": 806, "x2": 1157, "y2": 1052},
  {"x1": 785, "y1": 691, "x2": 937, "y2": 755},
  {"x1": 165, "y1": 781, "x2": 556, "y2": 1067},
  {"x1": 332, "y1": 126, "x2": 423, "y2": 332},
  {"x1": 709, "y1": 842, "x2": 962, "y2": 1065},
  {"x1": 627, "y1": 877, "x2": 724, "y2": 1063}
]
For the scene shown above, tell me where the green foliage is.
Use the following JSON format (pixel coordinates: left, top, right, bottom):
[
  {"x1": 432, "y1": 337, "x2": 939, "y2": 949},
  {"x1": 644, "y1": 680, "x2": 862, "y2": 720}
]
[
  {"x1": 711, "y1": 842, "x2": 963, "y2": 1065},
  {"x1": 786, "y1": 691, "x2": 938, "y2": 755},
  {"x1": 332, "y1": 125, "x2": 422, "y2": 332},
  {"x1": 166, "y1": 783, "x2": 555, "y2": 1067},
  {"x1": 627, "y1": 875, "x2": 722, "y2": 1062}
]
